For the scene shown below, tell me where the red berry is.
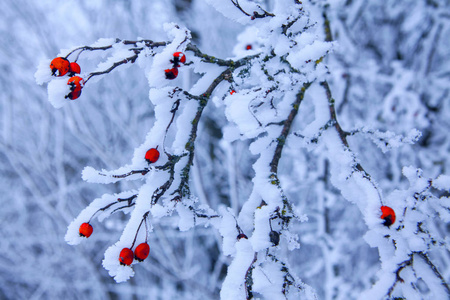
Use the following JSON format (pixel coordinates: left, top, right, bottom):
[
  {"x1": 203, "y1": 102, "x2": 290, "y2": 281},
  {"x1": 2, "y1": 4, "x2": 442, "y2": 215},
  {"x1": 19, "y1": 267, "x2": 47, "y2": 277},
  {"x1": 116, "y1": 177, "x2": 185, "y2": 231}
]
[
  {"x1": 165, "y1": 68, "x2": 178, "y2": 80},
  {"x1": 119, "y1": 248, "x2": 134, "y2": 266},
  {"x1": 246, "y1": 44, "x2": 252, "y2": 50},
  {"x1": 230, "y1": 90, "x2": 236, "y2": 95},
  {"x1": 50, "y1": 57, "x2": 70, "y2": 77},
  {"x1": 79, "y1": 222, "x2": 93, "y2": 238},
  {"x1": 237, "y1": 233, "x2": 248, "y2": 240},
  {"x1": 69, "y1": 62, "x2": 81, "y2": 74},
  {"x1": 67, "y1": 87, "x2": 82, "y2": 100},
  {"x1": 67, "y1": 76, "x2": 84, "y2": 90},
  {"x1": 173, "y1": 52, "x2": 186, "y2": 65},
  {"x1": 380, "y1": 206, "x2": 396, "y2": 227},
  {"x1": 66, "y1": 76, "x2": 84, "y2": 100},
  {"x1": 134, "y1": 243, "x2": 150, "y2": 261},
  {"x1": 145, "y1": 148, "x2": 160, "y2": 164}
]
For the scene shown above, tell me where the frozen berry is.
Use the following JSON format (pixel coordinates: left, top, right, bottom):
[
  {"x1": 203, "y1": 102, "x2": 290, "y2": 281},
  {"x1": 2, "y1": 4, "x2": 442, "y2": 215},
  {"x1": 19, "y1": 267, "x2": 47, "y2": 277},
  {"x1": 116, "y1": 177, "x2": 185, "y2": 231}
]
[
  {"x1": 246, "y1": 44, "x2": 252, "y2": 50},
  {"x1": 172, "y1": 52, "x2": 186, "y2": 66},
  {"x1": 269, "y1": 230, "x2": 280, "y2": 246},
  {"x1": 50, "y1": 57, "x2": 70, "y2": 77},
  {"x1": 230, "y1": 90, "x2": 236, "y2": 95},
  {"x1": 165, "y1": 68, "x2": 178, "y2": 80},
  {"x1": 145, "y1": 148, "x2": 160, "y2": 164},
  {"x1": 380, "y1": 206, "x2": 396, "y2": 227},
  {"x1": 119, "y1": 248, "x2": 134, "y2": 266},
  {"x1": 69, "y1": 62, "x2": 81, "y2": 74},
  {"x1": 79, "y1": 222, "x2": 93, "y2": 238},
  {"x1": 134, "y1": 243, "x2": 150, "y2": 261}
]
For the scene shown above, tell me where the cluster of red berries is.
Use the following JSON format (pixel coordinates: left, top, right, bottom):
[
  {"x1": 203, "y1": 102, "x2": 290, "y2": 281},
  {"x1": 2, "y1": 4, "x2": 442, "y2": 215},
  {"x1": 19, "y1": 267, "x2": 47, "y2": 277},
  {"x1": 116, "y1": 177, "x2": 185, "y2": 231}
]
[
  {"x1": 50, "y1": 57, "x2": 80, "y2": 77},
  {"x1": 116, "y1": 148, "x2": 161, "y2": 265},
  {"x1": 78, "y1": 148, "x2": 159, "y2": 237},
  {"x1": 50, "y1": 57, "x2": 84, "y2": 100},
  {"x1": 78, "y1": 222, "x2": 150, "y2": 265},
  {"x1": 119, "y1": 243, "x2": 150, "y2": 265},
  {"x1": 165, "y1": 52, "x2": 186, "y2": 80},
  {"x1": 380, "y1": 206, "x2": 396, "y2": 227}
]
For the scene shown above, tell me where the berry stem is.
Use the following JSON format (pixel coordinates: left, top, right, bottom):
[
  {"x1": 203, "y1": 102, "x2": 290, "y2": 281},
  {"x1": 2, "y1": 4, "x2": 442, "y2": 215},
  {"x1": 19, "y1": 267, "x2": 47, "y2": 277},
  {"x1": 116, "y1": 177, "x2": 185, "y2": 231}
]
[{"x1": 131, "y1": 212, "x2": 150, "y2": 249}]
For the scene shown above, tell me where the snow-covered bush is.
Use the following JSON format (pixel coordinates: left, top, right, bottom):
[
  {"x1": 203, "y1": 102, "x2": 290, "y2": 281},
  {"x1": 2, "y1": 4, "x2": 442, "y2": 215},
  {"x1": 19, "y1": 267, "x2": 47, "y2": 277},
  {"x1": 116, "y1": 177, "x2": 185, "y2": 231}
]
[{"x1": 34, "y1": 0, "x2": 449, "y2": 299}]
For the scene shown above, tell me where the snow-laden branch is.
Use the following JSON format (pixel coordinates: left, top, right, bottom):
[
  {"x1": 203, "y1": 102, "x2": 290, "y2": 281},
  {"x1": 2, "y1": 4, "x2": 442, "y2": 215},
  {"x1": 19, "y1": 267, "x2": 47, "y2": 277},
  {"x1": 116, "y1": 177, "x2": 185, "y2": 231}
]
[{"x1": 36, "y1": 0, "x2": 450, "y2": 298}]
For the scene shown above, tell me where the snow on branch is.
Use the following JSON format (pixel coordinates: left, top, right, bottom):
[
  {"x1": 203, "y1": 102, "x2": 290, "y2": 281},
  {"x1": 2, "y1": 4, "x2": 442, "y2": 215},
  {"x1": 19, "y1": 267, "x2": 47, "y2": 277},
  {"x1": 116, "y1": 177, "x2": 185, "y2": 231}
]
[{"x1": 36, "y1": 0, "x2": 449, "y2": 298}]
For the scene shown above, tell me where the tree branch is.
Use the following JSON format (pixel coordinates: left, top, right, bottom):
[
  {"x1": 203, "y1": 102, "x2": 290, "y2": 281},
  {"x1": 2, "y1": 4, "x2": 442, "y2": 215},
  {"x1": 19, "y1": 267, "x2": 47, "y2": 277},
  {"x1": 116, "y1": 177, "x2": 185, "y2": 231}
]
[{"x1": 270, "y1": 82, "x2": 311, "y2": 174}]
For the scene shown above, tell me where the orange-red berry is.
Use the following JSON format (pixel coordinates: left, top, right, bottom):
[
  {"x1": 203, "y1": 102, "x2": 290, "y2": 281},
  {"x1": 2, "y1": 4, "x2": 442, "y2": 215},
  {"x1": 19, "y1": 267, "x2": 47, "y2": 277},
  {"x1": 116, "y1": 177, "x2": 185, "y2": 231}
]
[
  {"x1": 165, "y1": 68, "x2": 178, "y2": 80},
  {"x1": 119, "y1": 248, "x2": 134, "y2": 266},
  {"x1": 246, "y1": 44, "x2": 252, "y2": 50},
  {"x1": 50, "y1": 57, "x2": 70, "y2": 77},
  {"x1": 69, "y1": 62, "x2": 81, "y2": 74},
  {"x1": 145, "y1": 148, "x2": 160, "y2": 164},
  {"x1": 380, "y1": 206, "x2": 396, "y2": 227},
  {"x1": 230, "y1": 90, "x2": 236, "y2": 95},
  {"x1": 134, "y1": 243, "x2": 150, "y2": 261},
  {"x1": 79, "y1": 222, "x2": 93, "y2": 238}
]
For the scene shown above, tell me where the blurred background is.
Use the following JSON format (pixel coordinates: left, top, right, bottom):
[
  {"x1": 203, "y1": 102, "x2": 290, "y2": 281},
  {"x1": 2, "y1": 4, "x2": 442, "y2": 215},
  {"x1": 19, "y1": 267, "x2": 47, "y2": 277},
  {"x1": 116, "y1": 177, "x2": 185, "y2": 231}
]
[{"x1": 0, "y1": 0, "x2": 448, "y2": 299}]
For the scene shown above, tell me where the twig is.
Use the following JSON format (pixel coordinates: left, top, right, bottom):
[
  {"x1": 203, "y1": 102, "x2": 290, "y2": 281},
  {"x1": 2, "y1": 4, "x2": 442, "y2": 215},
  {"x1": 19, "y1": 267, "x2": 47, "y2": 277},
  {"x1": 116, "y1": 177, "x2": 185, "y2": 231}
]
[
  {"x1": 270, "y1": 83, "x2": 311, "y2": 174},
  {"x1": 84, "y1": 54, "x2": 139, "y2": 83},
  {"x1": 245, "y1": 253, "x2": 258, "y2": 300},
  {"x1": 186, "y1": 43, "x2": 260, "y2": 68},
  {"x1": 173, "y1": 68, "x2": 233, "y2": 200},
  {"x1": 320, "y1": 80, "x2": 383, "y2": 205},
  {"x1": 230, "y1": 0, "x2": 251, "y2": 16},
  {"x1": 98, "y1": 169, "x2": 149, "y2": 178},
  {"x1": 417, "y1": 252, "x2": 450, "y2": 294}
]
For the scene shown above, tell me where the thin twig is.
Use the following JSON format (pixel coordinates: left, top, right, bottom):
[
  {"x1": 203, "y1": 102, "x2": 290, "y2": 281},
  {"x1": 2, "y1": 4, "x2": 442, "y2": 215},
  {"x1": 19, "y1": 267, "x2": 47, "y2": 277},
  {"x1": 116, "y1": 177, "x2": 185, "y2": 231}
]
[{"x1": 320, "y1": 80, "x2": 384, "y2": 205}]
